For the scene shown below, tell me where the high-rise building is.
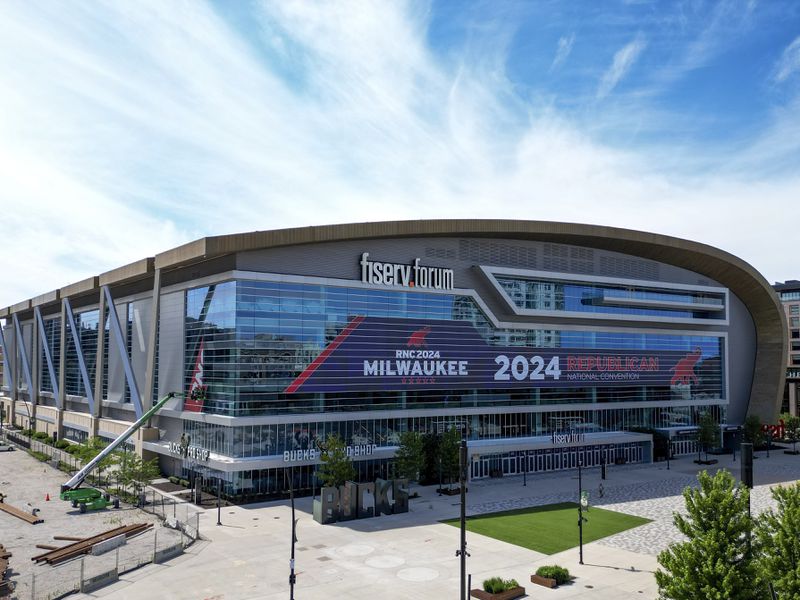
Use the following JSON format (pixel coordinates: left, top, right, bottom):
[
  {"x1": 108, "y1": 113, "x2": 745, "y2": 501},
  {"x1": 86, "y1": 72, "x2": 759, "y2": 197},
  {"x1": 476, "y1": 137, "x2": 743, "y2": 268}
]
[{"x1": 774, "y1": 280, "x2": 800, "y2": 414}]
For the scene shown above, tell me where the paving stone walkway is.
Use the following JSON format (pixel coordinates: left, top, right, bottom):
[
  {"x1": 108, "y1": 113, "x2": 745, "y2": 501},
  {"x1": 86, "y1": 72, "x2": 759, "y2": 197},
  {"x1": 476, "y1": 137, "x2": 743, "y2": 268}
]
[{"x1": 467, "y1": 457, "x2": 800, "y2": 556}]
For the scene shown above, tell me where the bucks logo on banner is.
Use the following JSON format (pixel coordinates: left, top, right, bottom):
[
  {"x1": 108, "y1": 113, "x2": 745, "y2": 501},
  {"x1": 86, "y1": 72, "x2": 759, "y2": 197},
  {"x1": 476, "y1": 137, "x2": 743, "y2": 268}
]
[{"x1": 184, "y1": 339, "x2": 206, "y2": 412}]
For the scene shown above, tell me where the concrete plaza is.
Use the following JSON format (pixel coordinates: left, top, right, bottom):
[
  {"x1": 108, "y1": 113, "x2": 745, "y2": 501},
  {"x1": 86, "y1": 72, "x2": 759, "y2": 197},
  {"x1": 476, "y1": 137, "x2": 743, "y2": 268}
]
[{"x1": 72, "y1": 448, "x2": 800, "y2": 600}]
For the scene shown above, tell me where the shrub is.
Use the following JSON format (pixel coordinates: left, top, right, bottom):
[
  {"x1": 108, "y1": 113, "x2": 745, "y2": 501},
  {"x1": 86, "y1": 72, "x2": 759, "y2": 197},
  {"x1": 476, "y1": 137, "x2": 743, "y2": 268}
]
[
  {"x1": 27, "y1": 450, "x2": 50, "y2": 462},
  {"x1": 54, "y1": 439, "x2": 70, "y2": 450},
  {"x1": 179, "y1": 478, "x2": 190, "y2": 487},
  {"x1": 63, "y1": 445, "x2": 78, "y2": 455},
  {"x1": 21, "y1": 429, "x2": 34, "y2": 437},
  {"x1": 168, "y1": 476, "x2": 180, "y2": 485},
  {"x1": 33, "y1": 431, "x2": 50, "y2": 441},
  {"x1": 482, "y1": 577, "x2": 519, "y2": 593},
  {"x1": 57, "y1": 461, "x2": 76, "y2": 473},
  {"x1": 536, "y1": 565, "x2": 571, "y2": 585},
  {"x1": 483, "y1": 577, "x2": 503, "y2": 593}
]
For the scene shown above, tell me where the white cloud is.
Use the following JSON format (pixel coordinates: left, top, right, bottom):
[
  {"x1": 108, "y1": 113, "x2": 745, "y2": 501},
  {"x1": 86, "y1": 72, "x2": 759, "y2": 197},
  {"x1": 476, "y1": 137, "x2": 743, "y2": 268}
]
[
  {"x1": 0, "y1": 1, "x2": 796, "y2": 310},
  {"x1": 550, "y1": 33, "x2": 575, "y2": 71},
  {"x1": 775, "y1": 36, "x2": 800, "y2": 82},
  {"x1": 597, "y1": 34, "x2": 647, "y2": 99}
]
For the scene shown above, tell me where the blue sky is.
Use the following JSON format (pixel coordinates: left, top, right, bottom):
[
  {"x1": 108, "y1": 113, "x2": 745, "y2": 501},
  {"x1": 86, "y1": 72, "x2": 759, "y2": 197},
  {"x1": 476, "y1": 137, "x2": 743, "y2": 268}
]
[{"x1": 1, "y1": 0, "x2": 799, "y2": 307}]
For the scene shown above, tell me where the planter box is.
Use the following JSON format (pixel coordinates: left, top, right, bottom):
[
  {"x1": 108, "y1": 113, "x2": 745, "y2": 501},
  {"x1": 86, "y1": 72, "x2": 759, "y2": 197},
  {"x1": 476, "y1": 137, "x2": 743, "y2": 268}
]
[
  {"x1": 531, "y1": 574, "x2": 558, "y2": 588},
  {"x1": 470, "y1": 586, "x2": 526, "y2": 600},
  {"x1": 693, "y1": 459, "x2": 718, "y2": 465},
  {"x1": 785, "y1": 450, "x2": 800, "y2": 455},
  {"x1": 437, "y1": 487, "x2": 463, "y2": 496}
]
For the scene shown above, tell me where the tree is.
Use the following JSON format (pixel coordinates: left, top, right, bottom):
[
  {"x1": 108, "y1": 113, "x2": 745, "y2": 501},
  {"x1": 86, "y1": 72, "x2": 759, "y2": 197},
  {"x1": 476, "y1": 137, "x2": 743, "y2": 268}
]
[
  {"x1": 656, "y1": 470, "x2": 758, "y2": 600},
  {"x1": 394, "y1": 431, "x2": 424, "y2": 494},
  {"x1": 440, "y1": 427, "x2": 462, "y2": 490},
  {"x1": 782, "y1": 414, "x2": 800, "y2": 454},
  {"x1": 117, "y1": 453, "x2": 160, "y2": 504},
  {"x1": 756, "y1": 482, "x2": 800, "y2": 597},
  {"x1": 744, "y1": 415, "x2": 764, "y2": 448},
  {"x1": 696, "y1": 412, "x2": 719, "y2": 462},
  {"x1": 317, "y1": 434, "x2": 355, "y2": 488},
  {"x1": 73, "y1": 437, "x2": 119, "y2": 485},
  {"x1": 420, "y1": 432, "x2": 441, "y2": 485}
]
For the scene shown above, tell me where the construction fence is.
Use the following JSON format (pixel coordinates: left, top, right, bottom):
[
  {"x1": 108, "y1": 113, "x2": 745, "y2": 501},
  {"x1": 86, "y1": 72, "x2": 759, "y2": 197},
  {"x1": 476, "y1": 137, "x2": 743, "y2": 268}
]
[
  {"x1": 15, "y1": 524, "x2": 193, "y2": 600},
  {"x1": 0, "y1": 429, "x2": 203, "y2": 600}
]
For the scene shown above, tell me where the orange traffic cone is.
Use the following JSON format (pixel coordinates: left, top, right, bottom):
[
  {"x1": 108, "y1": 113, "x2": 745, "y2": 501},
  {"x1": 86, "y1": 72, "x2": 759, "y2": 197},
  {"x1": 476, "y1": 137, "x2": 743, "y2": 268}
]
[{"x1": 45, "y1": 493, "x2": 50, "y2": 501}]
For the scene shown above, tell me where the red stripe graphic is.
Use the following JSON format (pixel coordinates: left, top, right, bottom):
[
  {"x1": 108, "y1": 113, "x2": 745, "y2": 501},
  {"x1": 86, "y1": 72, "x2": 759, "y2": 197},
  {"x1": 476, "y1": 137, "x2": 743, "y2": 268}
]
[{"x1": 285, "y1": 315, "x2": 365, "y2": 394}]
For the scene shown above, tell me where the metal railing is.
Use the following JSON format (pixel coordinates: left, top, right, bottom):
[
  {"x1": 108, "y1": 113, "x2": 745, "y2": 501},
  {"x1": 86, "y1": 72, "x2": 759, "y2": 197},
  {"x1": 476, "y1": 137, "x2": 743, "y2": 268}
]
[
  {"x1": 0, "y1": 429, "x2": 203, "y2": 599},
  {"x1": 16, "y1": 527, "x2": 188, "y2": 600}
]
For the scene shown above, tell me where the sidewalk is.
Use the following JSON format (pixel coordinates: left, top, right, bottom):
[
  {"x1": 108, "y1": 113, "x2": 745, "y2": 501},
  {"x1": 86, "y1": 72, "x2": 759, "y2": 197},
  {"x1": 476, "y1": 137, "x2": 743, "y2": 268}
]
[{"x1": 72, "y1": 449, "x2": 800, "y2": 600}]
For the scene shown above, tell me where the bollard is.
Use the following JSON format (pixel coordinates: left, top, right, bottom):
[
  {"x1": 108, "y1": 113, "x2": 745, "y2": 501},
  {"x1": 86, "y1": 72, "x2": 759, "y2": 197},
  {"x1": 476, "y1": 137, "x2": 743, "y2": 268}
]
[{"x1": 153, "y1": 529, "x2": 158, "y2": 562}]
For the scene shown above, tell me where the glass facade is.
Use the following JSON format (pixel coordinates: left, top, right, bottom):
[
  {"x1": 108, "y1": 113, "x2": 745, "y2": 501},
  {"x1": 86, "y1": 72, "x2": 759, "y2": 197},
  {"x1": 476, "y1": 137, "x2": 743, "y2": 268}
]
[
  {"x1": 184, "y1": 404, "x2": 719, "y2": 459},
  {"x1": 496, "y1": 276, "x2": 725, "y2": 319},
  {"x1": 183, "y1": 279, "x2": 725, "y2": 418},
  {"x1": 39, "y1": 317, "x2": 61, "y2": 393},
  {"x1": 64, "y1": 309, "x2": 99, "y2": 397},
  {"x1": 3, "y1": 256, "x2": 738, "y2": 502}
]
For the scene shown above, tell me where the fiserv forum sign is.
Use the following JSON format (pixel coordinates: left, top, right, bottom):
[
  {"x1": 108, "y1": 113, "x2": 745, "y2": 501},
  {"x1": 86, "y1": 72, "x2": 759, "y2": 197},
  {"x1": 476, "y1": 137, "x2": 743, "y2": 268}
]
[{"x1": 360, "y1": 252, "x2": 454, "y2": 290}]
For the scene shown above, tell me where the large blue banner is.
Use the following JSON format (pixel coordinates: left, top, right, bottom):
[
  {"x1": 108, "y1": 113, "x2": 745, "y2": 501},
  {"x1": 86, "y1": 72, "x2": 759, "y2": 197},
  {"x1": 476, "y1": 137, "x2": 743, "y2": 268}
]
[{"x1": 285, "y1": 316, "x2": 709, "y2": 394}]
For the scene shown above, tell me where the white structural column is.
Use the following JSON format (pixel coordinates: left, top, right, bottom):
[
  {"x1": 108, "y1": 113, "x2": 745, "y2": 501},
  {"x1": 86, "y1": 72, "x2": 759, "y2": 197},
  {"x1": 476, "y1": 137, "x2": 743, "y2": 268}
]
[
  {"x1": 12, "y1": 314, "x2": 34, "y2": 402},
  {"x1": 63, "y1": 298, "x2": 95, "y2": 414},
  {"x1": 12, "y1": 314, "x2": 35, "y2": 430},
  {"x1": 103, "y1": 286, "x2": 143, "y2": 419},
  {"x1": 142, "y1": 268, "x2": 161, "y2": 414},
  {"x1": 35, "y1": 307, "x2": 60, "y2": 401},
  {"x1": 0, "y1": 323, "x2": 14, "y2": 391},
  {"x1": 57, "y1": 302, "x2": 67, "y2": 411},
  {"x1": 93, "y1": 289, "x2": 106, "y2": 421},
  {"x1": 790, "y1": 382, "x2": 798, "y2": 417},
  {"x1": 30, "y1": 310, "x2": 39, "y2": 425}
]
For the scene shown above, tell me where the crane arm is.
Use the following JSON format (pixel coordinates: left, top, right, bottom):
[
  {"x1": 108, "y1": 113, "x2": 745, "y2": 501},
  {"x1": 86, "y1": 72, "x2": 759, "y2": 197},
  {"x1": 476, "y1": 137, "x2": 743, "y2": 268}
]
[{"x1": 61, "y1": 392, "x2": 179, "y2": 493}]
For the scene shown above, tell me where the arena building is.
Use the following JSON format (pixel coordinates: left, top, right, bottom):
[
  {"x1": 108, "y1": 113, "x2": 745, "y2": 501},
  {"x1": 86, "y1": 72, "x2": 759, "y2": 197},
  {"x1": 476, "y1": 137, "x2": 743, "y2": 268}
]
[{"x1": 0, "y1": 221, "x2": 787, "y2": 499}]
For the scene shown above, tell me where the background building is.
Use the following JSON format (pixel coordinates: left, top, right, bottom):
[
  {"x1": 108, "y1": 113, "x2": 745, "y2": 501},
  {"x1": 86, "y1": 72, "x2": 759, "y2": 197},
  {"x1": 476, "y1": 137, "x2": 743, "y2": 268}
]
[
  {"x1": 0, "y1": 221, "x2": 787, "y2": 499},
  {"x1": 774, "y1": 280, "x2": 800, "y2": 415}
]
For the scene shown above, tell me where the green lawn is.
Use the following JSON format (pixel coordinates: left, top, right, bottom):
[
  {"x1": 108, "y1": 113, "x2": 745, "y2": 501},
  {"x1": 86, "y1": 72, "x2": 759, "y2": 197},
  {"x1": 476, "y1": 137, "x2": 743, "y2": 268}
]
[{"x1": 443, "y1": 502, "x2": 651, "y2": 555}]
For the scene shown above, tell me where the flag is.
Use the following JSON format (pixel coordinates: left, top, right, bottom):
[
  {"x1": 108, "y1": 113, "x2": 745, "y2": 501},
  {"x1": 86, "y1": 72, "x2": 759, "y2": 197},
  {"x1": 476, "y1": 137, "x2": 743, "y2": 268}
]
[{"x1": 184, "y1": 339, "x2": 206, "y2": 412}]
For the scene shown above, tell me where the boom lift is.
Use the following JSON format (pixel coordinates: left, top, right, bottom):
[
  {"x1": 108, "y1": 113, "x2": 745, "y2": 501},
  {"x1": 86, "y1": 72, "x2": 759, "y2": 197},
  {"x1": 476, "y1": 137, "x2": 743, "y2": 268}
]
[{"x1": 60, "y1": 392, "x2": 178, "y2": 512}]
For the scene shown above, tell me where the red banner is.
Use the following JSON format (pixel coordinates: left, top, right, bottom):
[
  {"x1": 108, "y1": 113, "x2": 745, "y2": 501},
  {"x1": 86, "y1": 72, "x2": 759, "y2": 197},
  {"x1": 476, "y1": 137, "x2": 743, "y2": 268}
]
[{"x1": 184, "y1": 340, "x2": 206, "y2": 413}]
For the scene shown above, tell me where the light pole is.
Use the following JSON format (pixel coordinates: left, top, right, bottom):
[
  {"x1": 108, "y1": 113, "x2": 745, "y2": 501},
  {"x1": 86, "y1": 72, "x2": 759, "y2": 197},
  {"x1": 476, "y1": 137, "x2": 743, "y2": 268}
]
[
  {"x1": 216, "y1": 477, "x2": 222, "y2": 526},
  {"x1": 578, "y1": 458, "x2": 585, "y2": 565},
  {"x1": 666, "y1": 439, "x2": 671, "y2": 470},
  {"x1": 456, "y1": 437, "x2": 469, "y2": 600},
  {"x1": 522, "y1": 453, "x2": 527, "y2": 487},
  {"x1": 286, "y1": 468, "x2": 298, "y2": 600}
]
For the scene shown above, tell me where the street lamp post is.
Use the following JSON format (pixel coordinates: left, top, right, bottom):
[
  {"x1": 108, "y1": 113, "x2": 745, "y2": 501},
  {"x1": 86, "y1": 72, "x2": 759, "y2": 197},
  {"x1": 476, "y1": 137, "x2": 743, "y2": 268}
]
[
  {"x1": 216, "y1": 477, "x2": 222, "y2": 526},
  {"x1": 523, "y1": 453, "x2": 527, "y2": 487},
  {"x1": 288, "y1": 467, "x2": 298, "y2": 600},
  {"x1": 666, "y1": 439, "x2": 671, "y2": 470},
  {"x1": 456, "y1": 437, "x2": 469, "y2": 600},
  {"x1": 578, "y1": 458, "x2": 584, "y2": 565}
]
